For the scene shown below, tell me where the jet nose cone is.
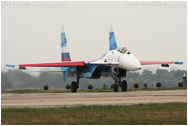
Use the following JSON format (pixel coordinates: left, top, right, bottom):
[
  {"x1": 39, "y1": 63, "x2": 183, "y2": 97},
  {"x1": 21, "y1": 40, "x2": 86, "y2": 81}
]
[
  {"x1": 119, "y1": 54, "x2": 141, "y2": 71},
  {"x1": 132, "y1": 59, "x2": 141, "y2": 71}
]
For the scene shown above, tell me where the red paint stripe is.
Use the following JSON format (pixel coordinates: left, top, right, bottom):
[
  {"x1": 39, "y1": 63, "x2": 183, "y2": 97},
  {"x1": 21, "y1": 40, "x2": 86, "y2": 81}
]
[
  {"x1": 140, "y1": 61, "x2": 172, "y2": 65},
  {"x1": 19, "y1": 61, "x2": 85, "y2": 67},
  {"x1": 62, "y1": 58, "x2": 71, "y2": 61}
]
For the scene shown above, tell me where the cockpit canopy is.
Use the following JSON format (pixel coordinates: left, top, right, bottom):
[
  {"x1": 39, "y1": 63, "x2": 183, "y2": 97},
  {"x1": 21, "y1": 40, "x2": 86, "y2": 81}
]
[{"x1": 117, "y1": 45, "x2": 129, "y2": 54}]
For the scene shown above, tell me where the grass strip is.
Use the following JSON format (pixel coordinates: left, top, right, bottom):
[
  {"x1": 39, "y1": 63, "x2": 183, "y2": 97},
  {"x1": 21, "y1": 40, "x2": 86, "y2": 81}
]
[{"x1": 1, "y1": 102, "x2": 187, "y2": 125}]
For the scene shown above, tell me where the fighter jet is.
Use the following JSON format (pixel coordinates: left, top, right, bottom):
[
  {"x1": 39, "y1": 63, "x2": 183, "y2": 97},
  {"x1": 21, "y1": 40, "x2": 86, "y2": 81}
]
[{"x1": 6, "y1": 25, "x2": 183, "y2": 92}]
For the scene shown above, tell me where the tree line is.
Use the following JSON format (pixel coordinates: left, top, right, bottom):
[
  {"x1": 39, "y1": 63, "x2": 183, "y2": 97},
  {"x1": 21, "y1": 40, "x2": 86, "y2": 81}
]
[{"x1": 1, "y1": 69, "x2": 187, "y2": 90}]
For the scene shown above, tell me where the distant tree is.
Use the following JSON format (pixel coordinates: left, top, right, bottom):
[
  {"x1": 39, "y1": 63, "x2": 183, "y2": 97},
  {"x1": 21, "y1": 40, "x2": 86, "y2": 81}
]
[
  {"x1": 142, "y1": 70, "x2": 152, "y2": 77},
  {"x1": 127, "y1": 71, "x2": 140, "y2": 78},
  {"x1": 156, "y1": 69, "x2": 169, "y2": 76},
  {"x1": 174, "y1": 70, "x2": 186, "y2": 78},
  {"x1": 1, "y1": 72, "x2": 11, "y2": 90}
]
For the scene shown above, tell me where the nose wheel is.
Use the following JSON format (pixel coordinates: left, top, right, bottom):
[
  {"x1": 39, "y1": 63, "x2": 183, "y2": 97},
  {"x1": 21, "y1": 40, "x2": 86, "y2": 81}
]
[
  {"x1": 112, "y1": 78, "x2": 127, "y2": 92},
  {"x1": 121, "y1": 80, "x2": 127, "y2": 92}
]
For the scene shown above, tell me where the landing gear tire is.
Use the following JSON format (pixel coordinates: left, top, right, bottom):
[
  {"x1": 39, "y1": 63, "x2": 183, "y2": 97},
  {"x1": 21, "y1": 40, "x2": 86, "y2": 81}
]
[
  {"x1": 121, "y1": 80, "x2": 127, "y2": 92},
  {"x1": 71, "y1": 81, "x2": 78, "y2": 93},
  {"x1": 66, "y1": 84, "x2": 70, "y2": 89},
  {"x1": 113, "y1": 84, "x2": 118, "y2": 92}
]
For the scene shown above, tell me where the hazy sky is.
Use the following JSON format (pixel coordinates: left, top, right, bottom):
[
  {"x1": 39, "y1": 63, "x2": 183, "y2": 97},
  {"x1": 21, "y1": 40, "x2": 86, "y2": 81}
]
[{"x1": 2, "y1": 1, "x2": 187, "y2": 71}]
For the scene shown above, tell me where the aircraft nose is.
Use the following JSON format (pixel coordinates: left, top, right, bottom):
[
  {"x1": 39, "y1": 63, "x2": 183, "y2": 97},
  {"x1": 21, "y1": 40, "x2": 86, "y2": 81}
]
[
  {"x1": 131, "y1": 58, "x2": 141, "y2": 71},
  {"x1": 119, "y1": 54, "x2": 141, "y2": 71}
]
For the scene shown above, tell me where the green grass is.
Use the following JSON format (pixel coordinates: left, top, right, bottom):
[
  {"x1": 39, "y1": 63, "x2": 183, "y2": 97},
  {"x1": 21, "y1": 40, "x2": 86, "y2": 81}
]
[
  {"x1": 1, "y1": 86, "x2": 187, "y2": 93},
  {"x1": 1, "y1": 102, "x2": 187, "y2": 125}
]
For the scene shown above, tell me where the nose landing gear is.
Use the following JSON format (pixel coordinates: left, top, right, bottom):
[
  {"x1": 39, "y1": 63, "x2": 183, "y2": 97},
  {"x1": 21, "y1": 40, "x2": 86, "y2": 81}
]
[
  {"x1": 112, "y1": 78, "x2": 127, "y2": 92},
  {"x1": 121, "y1": 80, "x2": 127, "y2": 92}
]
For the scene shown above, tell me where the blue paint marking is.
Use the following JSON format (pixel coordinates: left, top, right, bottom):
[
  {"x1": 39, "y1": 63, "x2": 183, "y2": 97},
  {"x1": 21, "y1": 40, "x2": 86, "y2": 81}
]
[
  {"x1": 174, "y1": 61, "x2": 183, "y2": 65},
  {"x1": 109, "y1": 32, "x2": 117, "y2": 50},
  {"x1": 110, "y1": 43, "x2": 117, "y2": 51},
  {"x1": 6, "y1": 64, "x2": 15, "y2": 68},
  {"x1": 61, "y1": 33, "x2": 67, "y2": 47},
  {"x1": 61, "y1": 53, "x2": 70, "y2": 59},
  {"x1": 109, "y1": 32, "x2": 114, "y2": 39}
]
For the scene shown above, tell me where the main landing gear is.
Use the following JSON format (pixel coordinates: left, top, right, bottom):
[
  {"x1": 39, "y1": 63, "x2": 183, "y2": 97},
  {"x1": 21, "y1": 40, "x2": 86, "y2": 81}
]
[
  {"x1": 66, "y1": 81, "x2": 79, "y2": 93},
  {"x1": 65, "y1": 69, "x2": 80, "y2": 93},
  {"x1": 112, "y1": 78, "x2": 127, "y2": 92},
  {"x1": 71, "y1": 81, "x2": 79, "y2": 93}
]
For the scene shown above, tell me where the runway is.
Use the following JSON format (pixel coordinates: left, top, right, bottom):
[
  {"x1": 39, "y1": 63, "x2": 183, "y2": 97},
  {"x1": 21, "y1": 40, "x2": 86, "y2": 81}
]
[{"x1": 1, "y1": 90, "x2": 187, "y2": 108}]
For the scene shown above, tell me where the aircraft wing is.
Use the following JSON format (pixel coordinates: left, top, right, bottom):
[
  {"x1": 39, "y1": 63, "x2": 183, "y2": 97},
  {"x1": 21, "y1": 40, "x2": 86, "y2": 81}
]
[
  {"x1": 140, "y1": 61, "x2": 183, "y2": 65},
  {"x1": 6, "y1": 60, "x2": 119, "y2": 69},
  {"x1": 6, "y1": 61, "x2": 85, "y2": 69},
  {"x1": 6, "y1": 60, "x2": 183, "y2": 69}
]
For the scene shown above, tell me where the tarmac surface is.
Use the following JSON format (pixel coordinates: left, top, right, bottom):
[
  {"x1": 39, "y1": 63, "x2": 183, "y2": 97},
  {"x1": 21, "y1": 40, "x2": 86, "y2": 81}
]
[{"x1": 1, "y1": 90, "x2": 187, "y2": 108}]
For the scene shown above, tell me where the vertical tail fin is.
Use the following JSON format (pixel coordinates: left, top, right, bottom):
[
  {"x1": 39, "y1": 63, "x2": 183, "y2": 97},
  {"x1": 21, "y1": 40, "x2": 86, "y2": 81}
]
[
  {"x1": 109, "y1": 25, "x2": 117, "y2": 50},
  {"x1": 61, "y1": 26, "x2": 71, "y2": 61}
]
